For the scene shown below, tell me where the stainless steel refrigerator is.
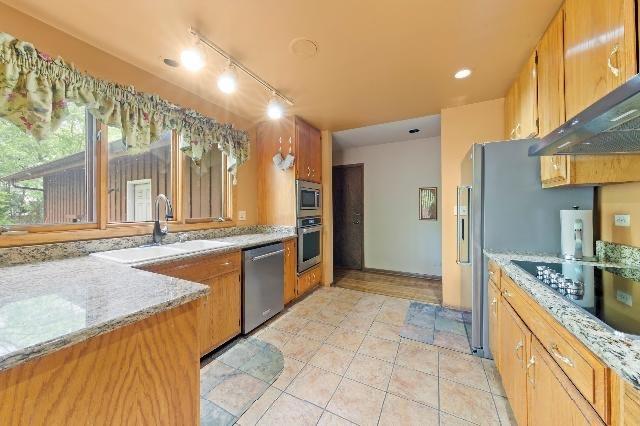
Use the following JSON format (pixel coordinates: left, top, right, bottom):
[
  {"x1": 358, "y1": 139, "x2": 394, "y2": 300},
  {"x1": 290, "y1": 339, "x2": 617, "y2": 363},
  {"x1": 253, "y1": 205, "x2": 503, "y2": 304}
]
[{"x1": 456, "y1": 140, "x2": 594, "y2": 358}]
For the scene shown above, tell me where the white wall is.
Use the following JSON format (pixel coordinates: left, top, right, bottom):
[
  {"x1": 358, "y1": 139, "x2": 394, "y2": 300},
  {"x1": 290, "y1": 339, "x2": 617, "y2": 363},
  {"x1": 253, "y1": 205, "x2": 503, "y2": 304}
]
[{"x1": 333, "y1": 137, "x2": 442, "y2": 276}]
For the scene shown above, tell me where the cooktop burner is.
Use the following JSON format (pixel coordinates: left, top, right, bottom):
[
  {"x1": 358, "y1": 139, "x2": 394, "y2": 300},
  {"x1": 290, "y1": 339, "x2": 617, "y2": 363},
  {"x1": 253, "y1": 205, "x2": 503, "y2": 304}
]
[{"x1": 512, "y1": 260, "x2": 640, "y2": 338}]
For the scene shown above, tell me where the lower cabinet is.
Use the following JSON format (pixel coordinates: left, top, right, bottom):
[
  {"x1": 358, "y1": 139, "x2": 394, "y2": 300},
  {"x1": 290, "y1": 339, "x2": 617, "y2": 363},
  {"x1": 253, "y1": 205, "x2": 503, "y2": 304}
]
[
  {"x1": 297, "y1": 264, "x2": 322, "y2": 298},
  {"x1": 488, "y1": 279, "x2": 501, "y2": 367},
  {"x1": 528, "y1": 337, "x2": 604, "y2": 426},
  {"x1": 499, "y1": 300, "x2": 531, "y2": 426},
  {"x1": 284, "y1": 239, "x2": 297, "y2": 304}
]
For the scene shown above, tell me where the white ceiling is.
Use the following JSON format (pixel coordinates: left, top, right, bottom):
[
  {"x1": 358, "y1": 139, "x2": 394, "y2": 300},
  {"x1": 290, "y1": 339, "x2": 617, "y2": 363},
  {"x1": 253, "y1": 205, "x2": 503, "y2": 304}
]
[{"x1": 333, "y1": 114, "x2": 441, "y2": 150}]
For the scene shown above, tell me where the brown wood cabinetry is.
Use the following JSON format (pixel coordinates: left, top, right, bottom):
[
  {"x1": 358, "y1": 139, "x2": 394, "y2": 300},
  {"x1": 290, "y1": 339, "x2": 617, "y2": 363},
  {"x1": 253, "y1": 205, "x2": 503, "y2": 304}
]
[
  {"x1": 284, "y1": 239, "x2": 297, "y2": 304},
  {"x1": 504, "y1": 51, "x2": 539, "y2": 140},
  {"x1": 297, "y1": 264, "x2": 322, "y2": 298},
  {"x1": 257, "y1": 116, "x2": 322, "y2": 226},
  {"x1": 488, "y1": 279, "x2": 501, "y2": 368},
  {"x1": 498, "y1": 299, "x2": 530, "y2": 426},
  {"x1": 142, "y1": 251, "x2": 242, "y2": 356},
  {"x1": 611, "y1": 373, "x2": 640, "y2": 425}
]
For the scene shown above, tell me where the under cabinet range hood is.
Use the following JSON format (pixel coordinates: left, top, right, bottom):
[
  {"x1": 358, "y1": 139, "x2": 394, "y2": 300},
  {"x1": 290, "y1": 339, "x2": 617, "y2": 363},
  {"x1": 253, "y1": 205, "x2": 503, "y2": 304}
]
[{"x1": 529, "y1": 73, "x2": 640, "y2": 156}]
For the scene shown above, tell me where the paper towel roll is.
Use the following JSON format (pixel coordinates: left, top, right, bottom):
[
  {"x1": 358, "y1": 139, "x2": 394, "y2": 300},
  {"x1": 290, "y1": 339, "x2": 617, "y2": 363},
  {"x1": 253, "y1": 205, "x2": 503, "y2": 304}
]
[{"x1": 561, "y1": 209, "x2": 593, "y2": 259}]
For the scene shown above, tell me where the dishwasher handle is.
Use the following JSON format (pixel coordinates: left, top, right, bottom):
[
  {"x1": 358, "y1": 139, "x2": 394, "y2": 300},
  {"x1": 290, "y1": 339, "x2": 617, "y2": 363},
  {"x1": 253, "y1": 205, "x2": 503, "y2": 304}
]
[{"x1": 251, "y1": 249, "x2": 285, "y2": 262}]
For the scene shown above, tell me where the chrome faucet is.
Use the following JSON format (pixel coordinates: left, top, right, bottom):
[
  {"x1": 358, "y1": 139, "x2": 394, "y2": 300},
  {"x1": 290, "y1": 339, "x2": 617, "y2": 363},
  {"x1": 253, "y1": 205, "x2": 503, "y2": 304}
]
[{"x1": 153, "y1": 194, "x2": 173, "y2": 244}]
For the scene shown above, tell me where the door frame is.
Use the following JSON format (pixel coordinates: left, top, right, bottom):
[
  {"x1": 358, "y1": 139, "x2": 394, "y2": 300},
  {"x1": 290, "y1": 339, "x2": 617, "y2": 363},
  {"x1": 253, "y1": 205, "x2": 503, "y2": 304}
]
[{"x1": 332, "y1": 163, "x2": 364, "y2": 271}]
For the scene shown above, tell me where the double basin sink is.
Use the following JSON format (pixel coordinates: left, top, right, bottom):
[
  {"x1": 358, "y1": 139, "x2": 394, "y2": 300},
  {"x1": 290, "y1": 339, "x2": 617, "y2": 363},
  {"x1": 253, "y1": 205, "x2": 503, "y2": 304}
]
[{"x1": 92, "y1": 240, "x2": 235, "y2": 264}]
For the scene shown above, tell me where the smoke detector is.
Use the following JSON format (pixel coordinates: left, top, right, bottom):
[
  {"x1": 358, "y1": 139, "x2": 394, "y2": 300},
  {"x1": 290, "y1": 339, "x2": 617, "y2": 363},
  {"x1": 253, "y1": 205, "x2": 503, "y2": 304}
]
[{"x1": 289, "y1": 38, "x2": 319, "y2": 58}]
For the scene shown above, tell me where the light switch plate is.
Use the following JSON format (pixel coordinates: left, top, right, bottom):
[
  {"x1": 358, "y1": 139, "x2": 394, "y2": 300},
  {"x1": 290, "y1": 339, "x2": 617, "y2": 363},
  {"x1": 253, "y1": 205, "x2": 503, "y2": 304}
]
[
  {"x1": 614, "y1": 214, "x2": 631, "y2": 227},
  {"x1": 238, "y1": 210, "x2": 247, "y2": 221}
]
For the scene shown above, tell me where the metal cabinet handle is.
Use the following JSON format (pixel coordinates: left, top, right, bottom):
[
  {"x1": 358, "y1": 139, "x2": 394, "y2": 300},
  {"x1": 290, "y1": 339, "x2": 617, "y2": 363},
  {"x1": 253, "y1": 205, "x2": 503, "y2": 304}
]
[
  {"x1": 221, "y1": 261, "x2": 231, "y2": 266},
  {"x1": 515, "y1": 123, "x2": 521, "y2": 139},
  {"x1": 490, "y1": 297, "x2": 498, "y2": 315},
  {"x1": 514, "y1": 340, "x2": 524, "y2": 361},
  {"x1": 489, "y1": 271, "x2": 494, "y2": 277},
  {"x1": 503, "y1": 290, "x2": 513, "y2": 298},
  {"x1": 526, "y1": 356, "x2": 536, "y2": 385},
  {"x1": 550, "y1": 344, "x2": 574, "y2": 367},
  {"x1": 608, "y1": 44, "x2": 621, "y2": 77},
  {"x1": 307, "y1": 166, "x2": 311, "y2": 177},
  {"x1": 251, "y1": 249, "x2": 284, "y2": 261}
]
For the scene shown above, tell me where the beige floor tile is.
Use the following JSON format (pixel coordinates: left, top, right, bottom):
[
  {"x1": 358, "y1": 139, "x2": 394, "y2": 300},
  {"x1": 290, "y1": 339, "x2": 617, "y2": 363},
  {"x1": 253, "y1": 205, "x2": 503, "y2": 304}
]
[
  {"x1": 433, "y1": 331, "x2": 471, "y2": 354},
  {"x1": 493, "y1": 394, "x2": 517, "y2": 426},
  {"x1": 255, "y1": 328, "x2": 295, "y2": 351},
  {"x1": 439, "y1": 379, "x2": 499, "y2": 425},
  {"x1": 367, "y1": 321, "x2": 401, "y2": 342},
  {"x1": 482, "y1": 358, "x2": 506, "y2": 396},
  {"x1": 345, "y1": 353, "x2": 393, "y2": 390},
  {"x1": 378, "y1": 393, "x2": 439, "y2": 426},
  {"x1": 281, "y1": 335, "x2": 322, "y2": 362},
  {"x1": 338, "y1": 314, "x2": 375, "y2": 333},
  {"x1": 439, "y1": 413, "x2": 476, "y2": 425},
  {"x1": 357, "y1": 335, "x2": 399, "y2": 363},
  {"x1": 395, "y1": 342, "x2": 438, "y2": 376},
  {"x1": 257, "y1": 393, "x2": 323, "y2": 426},
  {"x1": 309, "y1": 344, "x2": 355, "y2": 375},
  {"x1": 317, "y1": 411, "x2": 356, "y2": 425},
  {"x1": 325, "y1": 328, "x2": 366, "y2": 352},
  {"x1": 374, "y1": 306, "x2": 407, "y2": 326},
  {"x1": 309, "y1": 308, "x2": 348, "y2": 326},
  {"x1": 271, "y1": 356, "x2": 305, "y2": 390},
  {"x1": 331, "y1": 300, "x2": 358, "y2": 314},
  {"x1": 286, "y1": 365, "x2": 342, "y2": 407},
  {"x1": 326, "y1": 378, "x2": 386, "y2": 426},
  {"x1": 297, "y1": 321, "x2": 337, "y2": 342},
  {"x1": 237, "y1": 387, "x2": 282, "y2": 426},
  {"x1": 383, "y1": 298, "x2": 411, "y2": 310},
  {"x1": 439, "y1": 352, "x2": 490, "y2": 391},
  {"x1": 206, "y1": 371, "x2": 269, "y2": 417},
  {"x1": 388, "y1": 364, "x2": 439, "y2": 408},
  {"x1": 269, "y1": 312, "x2": 309, "y2": 334}
]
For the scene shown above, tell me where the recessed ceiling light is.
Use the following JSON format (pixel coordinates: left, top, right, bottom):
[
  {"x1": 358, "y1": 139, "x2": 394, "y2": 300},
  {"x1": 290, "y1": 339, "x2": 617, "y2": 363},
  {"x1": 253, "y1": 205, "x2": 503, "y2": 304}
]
[
  {"x1": 289, "y1": 38, "x2": 319, "y2": 58},
  {"x1": 409, "y1": 128, "x2": 420, "y2": 134},
  {"x1": 454, "y1": 69, "x2": 472, "y2": 79},
  {"x1": 163, "y1": 58, "x2": 179, "y2": 68}
]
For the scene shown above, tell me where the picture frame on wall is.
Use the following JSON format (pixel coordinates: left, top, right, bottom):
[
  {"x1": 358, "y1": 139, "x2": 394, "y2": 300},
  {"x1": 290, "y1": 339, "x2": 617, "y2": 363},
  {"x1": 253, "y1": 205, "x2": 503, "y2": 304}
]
[{"x1": 419, "y1": 187, "x2": 437, "y2": 220}]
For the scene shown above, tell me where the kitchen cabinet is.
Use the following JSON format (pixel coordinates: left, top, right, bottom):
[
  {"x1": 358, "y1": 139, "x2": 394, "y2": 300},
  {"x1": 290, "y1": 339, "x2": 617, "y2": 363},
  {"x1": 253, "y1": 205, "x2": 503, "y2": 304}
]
[
  {"x1": 142, "y1": 251, "x2": 242, "y2": 356},
  {"x1": 297, "y1": 264, "x2": 322, "y2": 298},
  {"x1": 611, "y1": 373, "x2": 640, "y2": 425},
  {"x1": 563, "y1": 0, "x2": 637, "y2": 119},
  {"x1": 488, "y1": 279, "x2": 501, "y2": 368},
  {"x1": 498, "y1": 299, "x2": 530, "y2": 426},
  {"x1": 284, "y1": 239, "x2": 297, "y2": 304},
  {"x1": 504, "y1": 51, "x2": 538, "y2": 140},
  {"x1": 527, "y1": 337, "x2": 604, "y2": 425},
  {"x1": 257, "y1": 116, "x2": 322, "y2": 225}
]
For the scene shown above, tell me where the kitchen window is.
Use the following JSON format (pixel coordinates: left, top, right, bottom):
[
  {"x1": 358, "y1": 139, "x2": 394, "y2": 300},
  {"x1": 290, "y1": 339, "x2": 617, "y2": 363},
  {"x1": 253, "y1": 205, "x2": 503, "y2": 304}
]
[
  {"x1": 0, "y1": 103, "x2": 97, "y2": 228},
  {"x1": 184, "y1": 146, "x2": 232, "y2": 222}
]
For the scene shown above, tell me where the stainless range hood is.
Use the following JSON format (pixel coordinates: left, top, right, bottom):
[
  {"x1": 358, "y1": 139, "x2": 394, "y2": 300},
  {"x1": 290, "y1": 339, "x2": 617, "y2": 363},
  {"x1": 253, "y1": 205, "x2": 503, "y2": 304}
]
[{"x1": 529, "y1": 73, "x2": 640, "y2": 156}]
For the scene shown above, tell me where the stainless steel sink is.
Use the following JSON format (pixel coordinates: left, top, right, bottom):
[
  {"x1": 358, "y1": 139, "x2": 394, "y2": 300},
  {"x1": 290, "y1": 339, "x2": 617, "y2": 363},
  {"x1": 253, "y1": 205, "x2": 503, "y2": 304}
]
[{"x1": 92, "y1": 240, "x2": 235, "y2": 264}]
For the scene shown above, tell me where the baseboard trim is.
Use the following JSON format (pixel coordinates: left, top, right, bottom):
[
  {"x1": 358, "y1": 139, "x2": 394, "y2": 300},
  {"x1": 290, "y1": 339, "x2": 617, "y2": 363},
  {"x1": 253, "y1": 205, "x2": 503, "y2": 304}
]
[{"x1": 361, "y1": 267, "x2": 441, "y2": 281}]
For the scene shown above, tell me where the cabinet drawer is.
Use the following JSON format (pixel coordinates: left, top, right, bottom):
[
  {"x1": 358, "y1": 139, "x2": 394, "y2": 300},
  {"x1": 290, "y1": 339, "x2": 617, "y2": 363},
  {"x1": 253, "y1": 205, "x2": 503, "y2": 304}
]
[
  {"x1": 488, "y1": 260, "x2": 501, "y2": 288},
  {"x1": 143, "y1": 250, "x2": 241, "y2": 282},
  {"x1": 501, "y1": 273, "x2": 607, "y2": 419}
]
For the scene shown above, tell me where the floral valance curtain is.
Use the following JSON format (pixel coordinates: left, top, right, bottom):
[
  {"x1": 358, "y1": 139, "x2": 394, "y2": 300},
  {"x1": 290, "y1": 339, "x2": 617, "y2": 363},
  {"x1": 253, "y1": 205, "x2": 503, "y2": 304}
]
[{"x1": 0, "y1": 32, "x2": 249, "y2": 181}]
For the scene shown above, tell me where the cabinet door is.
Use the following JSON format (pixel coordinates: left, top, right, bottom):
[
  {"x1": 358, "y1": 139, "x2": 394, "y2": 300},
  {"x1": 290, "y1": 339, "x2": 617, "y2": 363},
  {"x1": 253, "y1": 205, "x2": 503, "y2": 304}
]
[
  {"x1": 295, "y1": 119, "x2": 310, "y2": 181},
  {"x1": 307, "y1": 126, "x2": 322, "y2": 183},
  {"x1": 197, "y1": 285, "x2": 213, "y2": 356},
  {"x1": 527, "y1": 337, "x2": 604, "y2": 425},
  {"x1": 517, "y1": 51, "x2": 539, "y2": 138},
  {"x1": 488, "y1": 280, "x2": 500, "y2": 367},
  {"x1": 499, "y1": 299, "x2": 530, "y2": 426},
  {"x1": 564, "y1": 0, "x2": 637, "y2": 119},
  {"x1": 284, "y1": 239, "x2": 297, "y2": 304},
  {"x1": 209, "y1": 271, "x2": 242, "y2": 349},
  {"x1": 504, "y1": 83, "x2": 518, "y2": 140}
]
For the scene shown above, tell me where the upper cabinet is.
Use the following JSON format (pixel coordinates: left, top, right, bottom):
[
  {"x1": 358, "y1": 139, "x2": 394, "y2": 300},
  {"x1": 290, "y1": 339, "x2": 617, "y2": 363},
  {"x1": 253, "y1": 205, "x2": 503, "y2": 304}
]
[
  {"x1": 295, "y1": 118, "x2": 322, "y2": 183},
  {"x1": 506, "y1": 0, "x2": 640, "y2": 188},
  {"x1": 505, "y1": 51, "x2": 539, "y2": 140},
  {"x1": 564, "y1": 0, "x2": 637, "y2": 119}
]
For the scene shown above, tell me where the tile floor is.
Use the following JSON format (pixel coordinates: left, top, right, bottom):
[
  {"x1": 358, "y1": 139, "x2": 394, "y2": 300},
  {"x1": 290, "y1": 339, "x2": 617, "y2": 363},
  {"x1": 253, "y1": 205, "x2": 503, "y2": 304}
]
[{"x1": 200, "y1": 286, "x2": 516, "y2": 426}]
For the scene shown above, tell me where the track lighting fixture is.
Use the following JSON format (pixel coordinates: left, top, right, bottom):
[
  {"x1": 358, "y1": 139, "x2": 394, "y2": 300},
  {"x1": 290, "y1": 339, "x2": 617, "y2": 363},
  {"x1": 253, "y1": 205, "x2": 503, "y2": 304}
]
[
  {"x1": 217, "y1": 63, "x2": 238, "y2": 94},
  {"x1": 267, "y1": 98, "x2": 284, "y2": 120},
  {"x1": 180, "y1": 45, "x2": 205, "y2": 72}
]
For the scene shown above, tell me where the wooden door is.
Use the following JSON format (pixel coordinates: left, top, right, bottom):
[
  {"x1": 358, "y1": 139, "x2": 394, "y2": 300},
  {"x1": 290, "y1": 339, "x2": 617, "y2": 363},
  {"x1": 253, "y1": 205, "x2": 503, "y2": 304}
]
[
  {"x1": 499, "y1": 299, "x2": 530, "y2": 426},
  {"x1": 295, "y1": 118, "x2": 310, "y2": 181},
  {"x1": 488, "y1": 280, "x2": 500, "y2": 367},
  {"x1": 564, "y1": 0, "x2": 637, "y2": 119},
  {"x1": 284, "y1": 239, "x2": 297, "y2": 304},
  {"x1": 333, "y1": 164, "x2": 364, "y2": 270},
  {"x1": 504, "y1": 83, "x2": 518, "y2": 139},
  {"x1": 528, "y1": 337, "x2": 605, "y2": 425},
  {"x1": 209, "y1": 271, "x2": 242, "y2": 349},
  {"x1": 307, "y1": 126, "x2": 322, "y2": 183},
  {"x1": 517, "y1": 51, "x2": 539, "y2": 138}
]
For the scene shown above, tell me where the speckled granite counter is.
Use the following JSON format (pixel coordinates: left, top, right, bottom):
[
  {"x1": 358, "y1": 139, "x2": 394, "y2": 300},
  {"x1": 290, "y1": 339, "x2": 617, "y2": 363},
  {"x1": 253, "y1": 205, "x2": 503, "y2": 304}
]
[
  {"x1": 0, "y1": 229, "x2": 296, "y2": 373},
  {"x1": 485, "y1": 250, "x2": 640, "y2": 390}
]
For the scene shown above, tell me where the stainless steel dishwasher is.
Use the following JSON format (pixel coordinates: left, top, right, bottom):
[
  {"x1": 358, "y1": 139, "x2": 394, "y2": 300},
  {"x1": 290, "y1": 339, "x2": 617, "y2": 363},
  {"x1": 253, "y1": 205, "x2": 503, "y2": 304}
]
[{"x1": 242, "y1": 243, "x2": 285, "y2": 333}]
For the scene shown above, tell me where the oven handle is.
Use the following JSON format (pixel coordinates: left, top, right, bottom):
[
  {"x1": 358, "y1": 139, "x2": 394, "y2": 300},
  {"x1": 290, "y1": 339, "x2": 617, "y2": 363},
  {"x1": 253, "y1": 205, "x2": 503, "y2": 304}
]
[{"x1": 302, "y1": 225, "x2": 323, "y2": 234}]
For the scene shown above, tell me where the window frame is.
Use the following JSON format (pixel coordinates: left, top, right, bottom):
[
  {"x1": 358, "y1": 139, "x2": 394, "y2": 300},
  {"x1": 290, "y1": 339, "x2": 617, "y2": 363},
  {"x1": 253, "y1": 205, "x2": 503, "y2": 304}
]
[{"x1": 0, "y1": 119, "x2": 236, "y2": 247}]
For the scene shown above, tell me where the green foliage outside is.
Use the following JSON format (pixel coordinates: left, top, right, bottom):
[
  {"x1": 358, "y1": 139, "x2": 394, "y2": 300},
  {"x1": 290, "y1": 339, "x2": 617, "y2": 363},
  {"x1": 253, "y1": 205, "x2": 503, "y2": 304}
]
[{"x1": 0, "y1": 103, "x2": 87, "y2": 225}]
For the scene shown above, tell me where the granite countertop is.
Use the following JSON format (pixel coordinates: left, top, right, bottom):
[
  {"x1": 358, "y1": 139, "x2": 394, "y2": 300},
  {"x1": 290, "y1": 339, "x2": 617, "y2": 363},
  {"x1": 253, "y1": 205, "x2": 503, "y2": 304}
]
[
  {"x1": 0, "y1": 230, "x2": 296, "y2": 373},
  {"x1": 485, "y1": 250, "x2": 640, "y2": 390}
]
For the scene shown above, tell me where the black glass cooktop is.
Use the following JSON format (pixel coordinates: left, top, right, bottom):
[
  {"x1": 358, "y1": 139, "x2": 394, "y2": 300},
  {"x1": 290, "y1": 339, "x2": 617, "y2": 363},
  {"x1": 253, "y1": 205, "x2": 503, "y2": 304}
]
[{"x1": 513, "y1": 260, "x2": 640, "y2": 338}]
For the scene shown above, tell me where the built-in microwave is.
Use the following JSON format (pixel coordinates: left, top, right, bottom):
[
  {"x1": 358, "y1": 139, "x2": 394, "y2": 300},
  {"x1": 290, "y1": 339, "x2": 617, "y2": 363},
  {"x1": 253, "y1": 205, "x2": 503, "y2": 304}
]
[
  {"x1": 298, "y1": 216, "x2": 322, "y2": 272},
  {"x1": 296, "y1": 180, "x2": 322, "y2": 218}
]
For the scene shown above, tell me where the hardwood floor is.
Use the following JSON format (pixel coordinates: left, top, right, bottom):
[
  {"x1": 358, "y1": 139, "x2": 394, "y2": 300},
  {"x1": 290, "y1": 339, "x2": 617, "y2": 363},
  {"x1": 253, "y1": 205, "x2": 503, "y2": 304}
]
[{"x1": 334, "y1": 269, "x2": 442, "y2": 305}]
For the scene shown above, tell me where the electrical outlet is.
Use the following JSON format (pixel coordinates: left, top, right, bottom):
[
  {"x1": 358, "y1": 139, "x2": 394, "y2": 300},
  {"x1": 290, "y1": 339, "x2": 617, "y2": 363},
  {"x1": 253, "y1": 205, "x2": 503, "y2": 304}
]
[
  {"x1": 616, "y1": 290, "x2": 633, "y2": 307},
  {"x1": 238, "y1": 210, "x2": 247, "y2": 221},
  {"x1": 614, "y1": 214, "x2": 631, "y2": 227}
]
